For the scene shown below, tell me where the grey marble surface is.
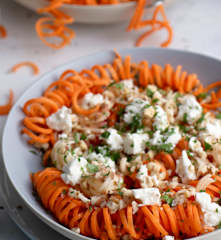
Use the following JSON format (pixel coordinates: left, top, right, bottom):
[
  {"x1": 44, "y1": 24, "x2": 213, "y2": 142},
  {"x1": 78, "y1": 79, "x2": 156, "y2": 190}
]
[{"x1": 1, "y1": 0, "x2": 221, "y2": 239}]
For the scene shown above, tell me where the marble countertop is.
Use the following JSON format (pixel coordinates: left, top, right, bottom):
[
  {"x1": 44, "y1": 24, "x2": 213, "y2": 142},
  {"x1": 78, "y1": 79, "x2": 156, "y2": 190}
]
[{"x1": 0, "y1": 0, "x2": 221, "y2": 238}]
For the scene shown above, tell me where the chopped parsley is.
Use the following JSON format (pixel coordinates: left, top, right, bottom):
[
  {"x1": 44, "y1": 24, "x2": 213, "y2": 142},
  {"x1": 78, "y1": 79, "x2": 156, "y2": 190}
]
[
  {"x1": 152, "y1": 98, "x2": 159, "y2": 104},
  {"x1": 196, "y1": 113, "x2": 205, "y2": 125},
  {"x1": 88, "y1": 145, "x2": 94, "y2": 153},
  {"x1": 216, "y1": 113, "x2": 221, "y2": 119},
  {"x1": 174, "y1": 92, "x2": 182, "y2": 106},
  {"x1": 103, "y1": 171, "x2": 110, "y2": 177},
  {"x1": 204, "y1": 141, "x2": 213, "y2": 151},
  {"x1": 183, "y1": 113, "x2": 188, "y2": 123},
  {"x1": 117, "y1": 107, "x2": 125, "y2": 117},
  {"x1": 107, "y1": 81, "x2": 116, "y2": 88},
  {"x1": 73, "y1": 133, "x2": 79, "y2": 143},
  {"x1": 64, "y1": 154, "x2": 68, "y2": 164},
  {"x1": 80, "y1": 133, "x2": 87, "y2": 140},
  {"x1": 29, "y1": 150, "x2": 38, "y2": 155},
  {"x1": 115, "y1": 83, "x2": 124, "y2": 90},
  {"x1": 129, "y1": 114, "x2": 144, "y2": 133},
  {"x1": 86, "y1": 163, "x2": 99, "y2": 173},
  {"x1": 161, "y1": 194, "x2": 174, "y2": 206},
  {"x1": 179, "y1": 124, "x2": 190, "y2": 133},
  {"x1": 197, "y1": 92, "x2": 208, "y2": 99},
  {"x1": 146, "y1": 88, "x2": 154, "y2": 98},
  {"x1": 200, "y1": 190, "x2": 206, "y2": 192},
  {"x1": 101, "y1": 131, "x2": 110, "y2": 139},
  {"x1": 146, "y1": 142, "x2": 173, "y2": 154}
]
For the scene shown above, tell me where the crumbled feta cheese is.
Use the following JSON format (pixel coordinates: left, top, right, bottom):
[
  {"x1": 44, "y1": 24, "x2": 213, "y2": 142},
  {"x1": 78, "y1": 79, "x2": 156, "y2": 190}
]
[
  {"x1": 196, "y1": 192, "x2": 221, "y2": 227},
  {"x1": 91, "y1": 195, "x2": 106, "y2": 206},
  {"x1": 189, "y1": 137, "x2": 204, "y2": 153},
  {"x1": 61, "y1": 156, "x2": 88, "y2": 185},
  {"x1": 71, "y1": 227, "x2": 80, "y2": 234},
  {"x1": 69, "y1": 188, "x2": 90, "y2": 203},
  {"x1": 82, "y1": 92, "x2": 104, "y2": 109},
  {"x1": 176, "y1": 150, "x2": 196, "y2": 183},
  {"x1": 205, "y1": 119, "x2": 221, "y2": 139},
  {"x1": 132, "y1": 201, "x2": 139, "y2": 214},
  {"x1": 121, "y1": 79, "x2": 134, "y2": 89},
  {"x1": 46, "y1": 106, "x2": 72, "y2": 132},
  {"x1": 177, "y1": 95, "x2": 202, "y2": 124},
  {"x1": 149, "y1": 127, "x2": 181, "y2": 152},
  {"x1": 153, "y1": 105, "x2": 169, "y2": 130},
  {"x1": 210, "y1": 143, "x2": 221, "y2": 165},
  {"x1": 123, "y1": 133, "x2": 148, "y2": 155},
  {"x1": 165, "y1": 127, "x2": 181, "y2": 148},
  {"x1": 137, "y1": 164, "x2": 148, "y2": 181},
  {"x1": 143, "y1": 106, "x2": 155, "y2": 119},
  {"x1": 51, "y1": 140, "x2": 82, "y2": 170},
  {"x1": 88, "y1": 152, "x2": 116, "y2": 172},
  {"x1": 105, "y1": 128, "x2": 123, "y2": 151},
  {"x1": 200, "y1": 118, "x2": 221, "y2": 144},
  {"x1": 123, "y1": 98, "x2": 150, "y2": 124},
  {"x1": 172, "y1": 188, "x2": 195, "y2": 206},
  {"x1": 163, "y1": 236, "x2": 174, "y2": 240},
  {"x1": 132, "y1": 188, "x2": 161, "y2": 205},
  {"x1": 137, "y1": 164, "x2": 160, "y2": 188}
]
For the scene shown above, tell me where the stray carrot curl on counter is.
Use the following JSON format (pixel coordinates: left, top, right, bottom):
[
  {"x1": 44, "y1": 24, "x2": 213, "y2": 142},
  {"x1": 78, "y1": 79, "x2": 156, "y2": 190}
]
[
  {"x1": 11, "y1": 62, "x2": 40, "y2": 76},
  {"x1": 0, "y1": 90, "x2": 14, "y2": 115}
]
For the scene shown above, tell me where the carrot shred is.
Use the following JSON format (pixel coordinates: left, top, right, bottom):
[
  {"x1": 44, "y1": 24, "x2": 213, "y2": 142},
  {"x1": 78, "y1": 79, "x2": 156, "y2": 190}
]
[
  {"x1": 11, "y1": 62, "x2": 40, "y2": 75},
  {"x1": 0, "y1": 89, "x2": 14, "y2": 115},
  {"x1": 0, "y1": 25, "x2": 7, "y2": 38}
]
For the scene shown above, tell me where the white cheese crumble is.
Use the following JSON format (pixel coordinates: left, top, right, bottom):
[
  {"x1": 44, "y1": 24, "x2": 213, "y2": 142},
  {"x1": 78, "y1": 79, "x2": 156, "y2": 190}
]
[
  {"x1": 69, "y1": 188, "x2": 90, "y2": 203},
  {"x1": 149, "y1": 127, "x2": 181, "y2": 151},
  {"x1": 88, "y1": 152, "x2": 116, "y2": 172},
  {"x1": 82, "y1": 92, "x2": 104, "y2": 109},
  {"x1": 46, "y1": 106, "x2": 72, "y2": 132},
  {"x1": 177, "y1": 95, "x2": 202, "y2": 124},
  {"x1": 163, "y1": 236, "x2": 174, "y2": 240},
  {"x1": 132, "y1": 188, "x2": 161, "y2": 205},
  {"x1": 71, "y1": 227, "x2": 80, "y2": 234},
  {"x1": 123, "y1": 133, "x2": 148, "y2": 155},
  {"x1": 121, "y1": 79, "x2": 134, "y2": 89},
  {"x1": 123, "y1": 98, "x2": 150, "y2": 124},
  {"x1": 105, "y1": 128, "x2": 123, "y2": 151},
  {"x1": 200, "y1": 118, "x2": 221, "y2": 142},
  {"x1": 153, "y1": 105, "x2": 169, "y2": 131},
  {"x1": 196, "y1": 192, "x2": 221, "y2": 227},
  {"x1": 176, "y1": 150, "x2": 196, "y2": 183},
  {"x1": 61, "y1": 156, "x2": 88, "y2": 186}
]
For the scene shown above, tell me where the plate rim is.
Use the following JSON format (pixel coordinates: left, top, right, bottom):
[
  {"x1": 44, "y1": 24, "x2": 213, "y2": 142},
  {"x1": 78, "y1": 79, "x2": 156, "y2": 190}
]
[{"x1": 2, "y1": 47, "x2": 221, "y2": 240}]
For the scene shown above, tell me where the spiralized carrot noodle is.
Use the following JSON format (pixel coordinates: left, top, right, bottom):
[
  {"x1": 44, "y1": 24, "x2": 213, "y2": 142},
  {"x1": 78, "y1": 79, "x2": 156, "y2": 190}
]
[
  {"x1": 34, "y1": 0, "x2": 173, "y2": 49},
  {"x1": 0, "y1": 89, "x2": 14, "y2": 115},
  {"x1": 11, "y1": 62, "x2": 40, "y2": 76},
  {"x1": 0, "y1": 25, "x2": 7, "y2": 38},
  {"x1": 22, "y1": 52, "x2": 221, "y2": 240}
]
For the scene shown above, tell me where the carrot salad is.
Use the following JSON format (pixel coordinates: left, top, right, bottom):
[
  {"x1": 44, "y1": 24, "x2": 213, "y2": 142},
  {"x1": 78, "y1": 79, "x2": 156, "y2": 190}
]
[
  {"x1": 36, "y1": 0, "x2": 173, "y2": 49},
  {"x1": 23, "y1": 52, "x2": 221, "y2": 240}
]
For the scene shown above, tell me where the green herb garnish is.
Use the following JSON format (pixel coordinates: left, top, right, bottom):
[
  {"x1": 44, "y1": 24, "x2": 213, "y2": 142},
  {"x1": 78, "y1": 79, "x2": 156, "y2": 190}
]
[
  {"x1": 204, "y1": 141, "x2": 213, "y2": 151},
  {"x1": 146, "y1": 88, "x2": 154, "y2": 98},
  {"x1": 161, "y1": 194, "x2": 174, "y2": 206},
  {"x1": 29, "y1": 150, "x2": 38, "y2": 155},
  {"x1": 197, "y1": 92, "x2": 208, "y2": 99},
  {"x1": 86, "y1": 163, "x2": 99, "y2": 173},
  {"x1": 216, "y1": 113, "x2": 221, "y2": 119},
  {"x1": 101, "y1": 131, "x2": 110, "y2": 139}
]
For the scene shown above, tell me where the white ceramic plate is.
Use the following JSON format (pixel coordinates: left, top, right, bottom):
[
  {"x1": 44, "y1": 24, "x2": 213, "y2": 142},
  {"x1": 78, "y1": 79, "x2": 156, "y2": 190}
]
[
  {"x1": 2, "y1": 47, "x2": 221, "y2": 240},
  {"x1": 14, "y1": 0, "x2": 159, "y2": 24}
]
